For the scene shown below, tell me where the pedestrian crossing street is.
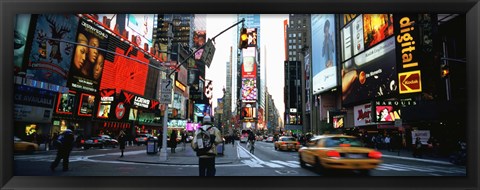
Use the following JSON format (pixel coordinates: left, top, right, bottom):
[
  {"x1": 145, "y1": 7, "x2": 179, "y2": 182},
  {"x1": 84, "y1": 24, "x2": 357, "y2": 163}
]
[{"x1": 241, "y1": 159, "x2": 466, "y2": 174}]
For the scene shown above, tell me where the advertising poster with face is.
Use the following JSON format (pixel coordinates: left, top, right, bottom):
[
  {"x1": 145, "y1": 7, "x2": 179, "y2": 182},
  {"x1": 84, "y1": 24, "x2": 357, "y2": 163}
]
[
  {"x1": 375, "y1": 106, "x2": 395, "y2": 122},
  {"x1": 241, "y1": 103, "x2": 256, "y2": 119},
  {"x1": 78, "y1": 93, "x2": 95, "y2": 116},
  {"x1": 68, "y1": 18, "x2": 109, "y2": 93},
  {"x1": 241, "y1": 78, "x2": 257, "y2": 101},
  {"x1": 56, "y1": 91, "x2": 76, "y2": 114},
  {"x1": 26, "y1": 14, "x2": 79, "y2": 86},
  {"x1": 247, "y1": 28, "x2": 257, "y2": 47},
  {"x1": 363, "y1": 14, "x2": 394, "y2": 49},
  {"x1": 14, "y1": 14, "x2": 31, "y2": 75},
  {"x1": 311, "y1": 14, "x2": 337, "y2": 94},
  {"x1": 241, "y1": 56, "x2": 257, "y2": 78},
  {"x1": 341, "y1": 37, "x2": 397, "y2": 105},
  {"x1": 97, "y1": 89, "x2": 115, "y2": 119}
]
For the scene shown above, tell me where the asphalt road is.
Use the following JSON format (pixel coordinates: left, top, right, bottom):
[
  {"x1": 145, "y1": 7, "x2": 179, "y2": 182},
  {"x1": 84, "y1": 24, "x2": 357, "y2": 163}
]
[{"x1": 14, "y1": 141, "x2": 466, "y2": 176}]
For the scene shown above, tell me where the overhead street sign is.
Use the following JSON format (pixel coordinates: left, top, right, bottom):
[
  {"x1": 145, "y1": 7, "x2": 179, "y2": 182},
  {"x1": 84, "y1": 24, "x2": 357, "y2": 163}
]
[
  {"x1": 159, "y1": 93, "x2": 172, "y2": 104},
  {"x1": 161, "y1": 79, "x2": 173, "y2": 92}
]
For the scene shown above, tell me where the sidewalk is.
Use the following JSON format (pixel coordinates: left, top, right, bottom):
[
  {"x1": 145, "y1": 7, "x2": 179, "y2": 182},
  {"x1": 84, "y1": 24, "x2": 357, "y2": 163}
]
[{"x1": 117, "y1": 143, "x2": 240, "y2": 165}]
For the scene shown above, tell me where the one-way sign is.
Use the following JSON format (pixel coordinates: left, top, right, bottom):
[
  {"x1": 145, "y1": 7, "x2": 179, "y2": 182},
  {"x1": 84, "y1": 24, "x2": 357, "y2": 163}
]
[
  {"x1": 161, "y1": 79, "x2": 173, "y2": 92},
  {"x1": 160, "y1": 79, "x2": 173, "y2": 104}
]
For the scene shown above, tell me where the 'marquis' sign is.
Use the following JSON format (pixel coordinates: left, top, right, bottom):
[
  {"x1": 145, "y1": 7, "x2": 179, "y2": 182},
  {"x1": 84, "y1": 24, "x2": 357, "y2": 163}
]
[
  {"x1": 121, "y1": 91, "x2": 159, "y2": 110},
  {"x1": 395, "y1": 14, "x2": 422, "y2": 94}
]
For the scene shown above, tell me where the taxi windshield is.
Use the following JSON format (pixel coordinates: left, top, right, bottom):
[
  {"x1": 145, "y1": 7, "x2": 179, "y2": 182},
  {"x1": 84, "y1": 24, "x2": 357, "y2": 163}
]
[
  {"x1": 281, "y1": 137, "x2": 296, "y2": 141},
  {"x1": 325, "y1": 137, "x2": 364, "y2": 147}
]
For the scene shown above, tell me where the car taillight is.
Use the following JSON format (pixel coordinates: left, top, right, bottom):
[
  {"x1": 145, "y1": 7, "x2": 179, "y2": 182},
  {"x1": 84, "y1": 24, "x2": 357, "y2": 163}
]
[
  {"x1": 143, "y1": 137, "x2": 147, "y2": 141},
  {"x1": 281, "y1": 142, "x2": 286, "y2": 145},
  {"x1": 80, "y1": 140, "x2": 85, "y2": 144},
  {"x1": 326, "y1": 150, "x2": 341, "y2": 158},
  {"x1": 296, "y1": 142, "x2": 300, "y2": 145},
  {"x1": 94, "y1": 140, "x2": 98, "y2": 143},
  {"x1": 368, "y1": 151, "x2": 382, "y2": 159}
]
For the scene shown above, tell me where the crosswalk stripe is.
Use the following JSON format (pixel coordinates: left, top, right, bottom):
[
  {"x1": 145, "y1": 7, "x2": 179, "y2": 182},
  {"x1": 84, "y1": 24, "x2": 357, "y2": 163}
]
[
  {"x1": 242, "y1": 160, "x2": 263, "y2": 167},
  {"x1": 377, "y1": 165, "x2": 409, "y2": 171},
  {"x1": 387, "y1": 164, "x2": 436, "y2": 172},
  {"x1": 260, "y1": 161, "x2": 284, "y2": 168},
  {"x1": 271, "y1": 160, "x2": 300, "y2": 168}
]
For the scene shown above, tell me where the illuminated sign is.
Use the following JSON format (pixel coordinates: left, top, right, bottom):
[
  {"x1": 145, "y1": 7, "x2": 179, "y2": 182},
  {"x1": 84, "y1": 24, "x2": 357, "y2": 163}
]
[
  {"x1": 354, "y1": 103, "x2": 372, "y2": 126},
  {"x1": 134, "y1": 96, "x2": 150, "y2": 109},
  {"x1": 241, "y1": 78, "x2": 257, "y2": 100},
  {"x1": 241, "y1": 56, "x2": 257, "y2": 78},
  {"x1": 333, "y1": 115, "x2": 344, "y2": 129},
  {"x1": 398, "y1": 70, "x2": 422, "y2": 94},
  {"x1": 175, "y1": 81, "x2": 186, "y2": 92},
  {"x1": 78, "y1": 93, "x2": 95, "y2": 116},
  {"x1": 395, "y1": 14, "x2": 422, "y2": 95}
]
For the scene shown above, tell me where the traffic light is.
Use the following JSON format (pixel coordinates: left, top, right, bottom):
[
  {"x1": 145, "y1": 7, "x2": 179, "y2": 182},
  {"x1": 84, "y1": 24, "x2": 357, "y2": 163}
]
[
  {"x1": 441, "y1": 63, "x2": 449, "y2": 78},
  {"x1": 238, "y1": 28, "x2": 248, "y2": 49}
]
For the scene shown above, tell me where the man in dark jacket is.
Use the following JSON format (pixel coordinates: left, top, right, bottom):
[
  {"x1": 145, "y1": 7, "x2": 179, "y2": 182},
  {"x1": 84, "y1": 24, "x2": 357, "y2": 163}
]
[{"x1": 50, "y1": 125, "x2": 75, "y2": 171}]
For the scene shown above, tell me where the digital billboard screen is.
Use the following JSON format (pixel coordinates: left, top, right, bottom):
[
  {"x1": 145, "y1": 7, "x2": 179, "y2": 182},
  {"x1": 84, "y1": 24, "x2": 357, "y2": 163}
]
[
  {"x1": 363, "y1": 14, "x2": 394, "y2": 49},
  {"x1": 77, "y1": 93, "x2": 95, "y2": 117},
  {"x1": 341, "y1": 37, "x2": 397, "y2": 105},
  {"x1": 26, "y1": 14, "x2": 79, "y2": 87},
  {"x1": 125, "y1": 14, "x2": 154, "y2": 49},
  {"x1": 241, "y1": 78, "x2": 257, "y2": 101},
  {"x1": 241, "y1": 103, "x2": 256, "y2": 119},
  {"x1": 56, "y1": 90, "x2": 77, "y2": 114},
  {"x1": 241, "y1": 56, "x2": 256, "y2": 78},
  {"x1": 311, "y1": 14, "x2": 337, "y2": 94},
  {"x1": 246, "y1": 28, "x2": 257, "y2": 47},
  {"x1": 194, "y1": 30, "x2": 206, "y2": 60},
  {"x1": 100, "y1": 37, "x2": 149, "y2": 96},
  {"x1": 67, "y1": 18, "x2": 109, "y2": 93},
  {"x1": 14, "y1": 14, "x2": 31, "y2": 75}
]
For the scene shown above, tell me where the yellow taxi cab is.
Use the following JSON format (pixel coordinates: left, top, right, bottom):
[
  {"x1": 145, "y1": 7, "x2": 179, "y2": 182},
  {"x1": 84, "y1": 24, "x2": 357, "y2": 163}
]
[
  {"x1": 298, "y1": 134, "x2": 382, "y2": 175},
  {"x1": 274, "y1": 136, "x2": 301, "y2": 151},
  {"x1": 14, "y1": 136, "x2": 39, "y2": 154}
]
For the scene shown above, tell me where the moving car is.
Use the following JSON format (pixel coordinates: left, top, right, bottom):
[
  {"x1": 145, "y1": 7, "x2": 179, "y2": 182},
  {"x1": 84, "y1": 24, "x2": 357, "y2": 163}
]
[
  {"x1": 298, "y1": 134, "x2": 382, "y2": 175},
  {"x1": 265, "y1": 136, "x2": 274, "y2": 143},
  {"x1": 14, "y1": 136, "x2": 39, "y2": 154},
  {"x1": 83, "y1": 135, "x2": 118, "y2": 149},
  {"x1": 135, "y1": 134, "x2": 157, "y2": 145},
  {"x1": 274, "y1": 136, "x2": 301, "y2": 151}
]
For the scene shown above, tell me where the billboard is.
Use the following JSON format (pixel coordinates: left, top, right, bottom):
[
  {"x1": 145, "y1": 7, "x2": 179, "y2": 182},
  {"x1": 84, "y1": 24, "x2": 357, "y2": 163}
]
[
  {"x1": 194, "y1": 104, "x2": 208, "y2": 117},
  {"x1": 68, "y1": 18, "x2": 109, "y2": 93},
  {"x1": 13, "y1": 84, "x2": 56, "y2": 123},
  {"x1": 243, "y1": 122, "x2": 256, "y2": 130},
  {"x1": 125, "y1": 14, "x2": 154, "y2": 49},
  {"x1": 100, "y1": 37, "x2": 150, "y2": 96},
  {"x1": 241, "y1": 78, "x2": 257, "y2": 101},
  {"x1": 241, "y1": 103, "x2": 256, "y2": 119},
  {"x1": 55, "y1": 90, "x2": 77, "y2": 115},
  {"x1": 353, "y1": 103, "x2": 373, "y2": 126},
  {"x1": 194, "y1": 30, "x2": 206, "y2": 60},
  {"x1": 304, "y1": 53, "x2": 311, "y2": 112},
  {"x1": 311, "y1": 14, "x2": 337, "y2": 94},
  {"x1": 333, "y1": 115, "x2": 345, "y2": 129},
  {"x1": 341, "y1": 37, "x2": 397, "y2": 105},
  {"x1": 246, "y1": 28, "x2": 257, "y2": 47},
  {"x1": 14, "y1": 14, "x2": 31, "y2": 74},
  {"x1": 363, "y1": 14, "x2": 394, "y2": 49},
  {"x1": 242, "y1": 47, "x2": 256, "y2": 57},
  {"x1": 26, "y1": 14, "x2": 79, "y2": 86},
  {"x1": 241, "y1": 56, "x2": 257, "y2": 78},
  {"x1": 96, "y1": 89, "x2": 115, "y2": 119},
  {"x1": 77, "y1": 93, "x2": 95, "y2": 117}
]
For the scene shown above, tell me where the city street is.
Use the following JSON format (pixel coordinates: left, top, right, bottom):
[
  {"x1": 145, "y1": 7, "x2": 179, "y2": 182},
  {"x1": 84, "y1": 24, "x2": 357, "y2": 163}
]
[{"x1": 14, "y1": 141, "x2": 466, "y2": 176}]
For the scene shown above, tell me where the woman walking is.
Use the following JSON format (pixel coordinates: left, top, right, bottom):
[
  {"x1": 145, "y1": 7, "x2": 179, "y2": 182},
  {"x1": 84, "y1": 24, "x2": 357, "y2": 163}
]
[{"x1": 117, "y1": 130, "x2": 127, "y2": 157}]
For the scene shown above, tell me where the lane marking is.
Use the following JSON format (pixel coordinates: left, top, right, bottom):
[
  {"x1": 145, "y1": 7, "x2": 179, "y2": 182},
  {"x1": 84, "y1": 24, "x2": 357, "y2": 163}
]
[
  {"x1": 382, "y1": 154, "x2": 453, "y2": 165},
  {"x1": 377, "y1": 165, "x2": 409, "y2": 171},
  {"x1": 271, "y1": 160, "x2": 300, "y2": 168}
]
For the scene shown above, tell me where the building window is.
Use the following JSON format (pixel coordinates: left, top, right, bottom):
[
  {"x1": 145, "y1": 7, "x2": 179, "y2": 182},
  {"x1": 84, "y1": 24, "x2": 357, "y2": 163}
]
[
  {"x1": 289, "y1": 39, "x2": 292, "y2": 44},
  {"x1": 299, "y1": 45, "x2": 302, "y2": 49},
  {"x1": 298, "y1": 33, "x2": 302, "y2": 37},
  {"x1": 298, "y1": 20, "x2": 302, "y2": 24},
  {"x1": 289, "y1": 57, "x2": 293, "y2": 61},
  {"x1": 293, "y1": 33, "x2": 296, "y2": 37},
  {"x1": 293, "y1": 51, "x2": 297, "y2": 55},
  {"x1": 290, "y1": 20, "x2": 294, "y2": 25},
  {"x1": 293, "y1": 57, "x2": 296, "y2": 61},
  {"x1": 293, "y1": 45, "x2": 297, "y2": 49},
  {"x1": 289, "y1": 51, "x2": 293, "y2": 56},
  {"x1": 289, "y1": 45, "x2": 292, "y2": 49},
  {"x1": 289, "y1": 33, "x2": 292, "y2": 37},
  {"x1": 293, "y1": 39, "x2": 296, "y2": 43}
]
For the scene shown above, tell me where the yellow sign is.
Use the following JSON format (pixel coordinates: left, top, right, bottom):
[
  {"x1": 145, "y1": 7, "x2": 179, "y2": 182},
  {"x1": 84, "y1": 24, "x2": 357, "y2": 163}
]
[
  {"x1": 175, "y1": 81, "x2": 186, "y2": 92},
  {"x1": 398, "y1": 70, "x2": 422, "y2": 94}
]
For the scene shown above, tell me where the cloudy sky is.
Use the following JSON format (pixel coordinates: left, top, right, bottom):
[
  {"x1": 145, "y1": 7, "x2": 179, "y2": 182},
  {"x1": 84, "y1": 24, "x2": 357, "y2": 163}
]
[{"x1": 205, "y1": 14, "x2": 288, "y2": 123}]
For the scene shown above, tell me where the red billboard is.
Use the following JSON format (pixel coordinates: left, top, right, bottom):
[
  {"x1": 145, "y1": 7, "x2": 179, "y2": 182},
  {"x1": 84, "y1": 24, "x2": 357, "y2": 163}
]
[{"x1": 100, "y1": 37, "x2": 149, "y2": 96}]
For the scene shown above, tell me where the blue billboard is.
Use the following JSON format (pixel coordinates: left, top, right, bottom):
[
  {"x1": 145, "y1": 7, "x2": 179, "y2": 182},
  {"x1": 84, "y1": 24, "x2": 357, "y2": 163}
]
[{"x1": 311, "y1": 14, "x2": 337, "y2": 94}]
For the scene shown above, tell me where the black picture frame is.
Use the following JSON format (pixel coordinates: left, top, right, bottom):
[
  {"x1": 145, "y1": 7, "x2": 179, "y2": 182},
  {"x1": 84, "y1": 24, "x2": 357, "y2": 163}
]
[{"x1": 1, "y1": 0, "x2": 479, "y2": 190}]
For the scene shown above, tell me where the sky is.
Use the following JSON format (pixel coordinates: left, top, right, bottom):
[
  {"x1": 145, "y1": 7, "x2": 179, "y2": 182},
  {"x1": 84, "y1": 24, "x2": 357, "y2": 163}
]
[{"x1": 205, "y1": 14, "x2": 288, "y2": 123}]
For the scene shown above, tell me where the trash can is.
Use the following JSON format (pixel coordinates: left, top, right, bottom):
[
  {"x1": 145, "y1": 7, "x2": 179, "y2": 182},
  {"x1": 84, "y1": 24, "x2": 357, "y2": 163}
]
[{"x1": 146, "y1": 137, "x2": 158, "y2": 154}]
